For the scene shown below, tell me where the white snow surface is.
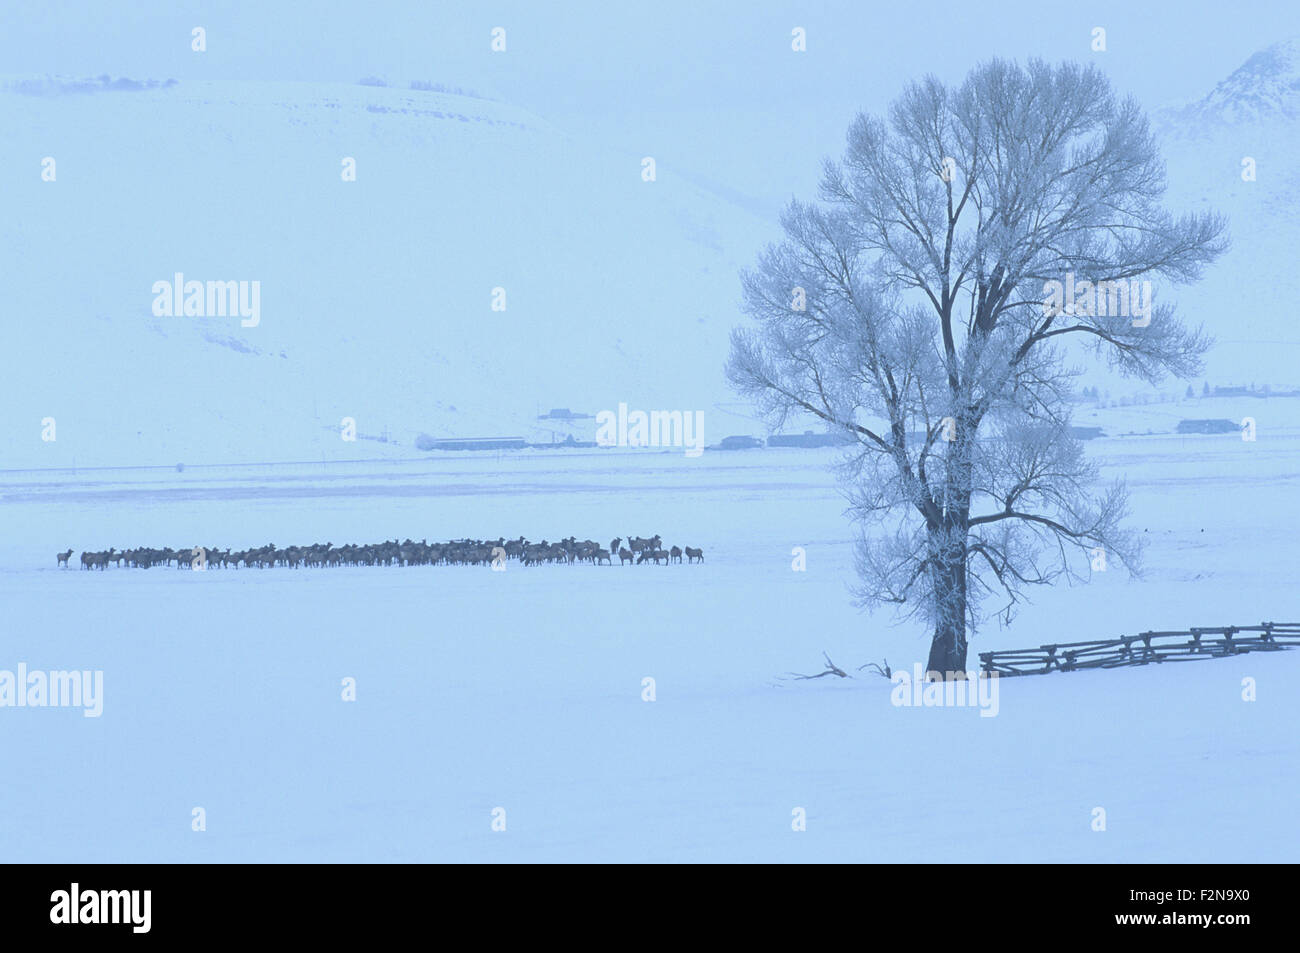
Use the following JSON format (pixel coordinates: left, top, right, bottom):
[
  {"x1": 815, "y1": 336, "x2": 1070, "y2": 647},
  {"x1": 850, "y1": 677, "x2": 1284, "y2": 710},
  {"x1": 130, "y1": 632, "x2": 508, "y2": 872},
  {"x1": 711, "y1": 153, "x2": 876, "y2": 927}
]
[{"x1": 2, "y1": 402, "x2": 1297, "y2": 861}]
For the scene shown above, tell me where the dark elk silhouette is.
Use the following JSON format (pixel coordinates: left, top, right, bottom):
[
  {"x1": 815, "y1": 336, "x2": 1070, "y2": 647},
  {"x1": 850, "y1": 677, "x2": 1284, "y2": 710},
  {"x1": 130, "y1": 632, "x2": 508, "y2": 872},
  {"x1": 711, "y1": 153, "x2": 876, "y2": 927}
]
[
  {"x1": 626, "y1": 535, "x2": 660, "y2": 554},
  {"x1": 66, "y1": 535, "x2": 705, "y2": 571}
]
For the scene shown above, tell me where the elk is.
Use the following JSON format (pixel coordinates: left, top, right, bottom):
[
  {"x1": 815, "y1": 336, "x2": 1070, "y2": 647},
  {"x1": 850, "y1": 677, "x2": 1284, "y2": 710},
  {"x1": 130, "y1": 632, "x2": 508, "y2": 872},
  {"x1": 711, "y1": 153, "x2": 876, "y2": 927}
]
[
  {"x1": 60, "y1": 532, "x2": 704, "y2": 572},
  {"x1": 81, "y1": 550, "x2": 110, "y2": 570}
]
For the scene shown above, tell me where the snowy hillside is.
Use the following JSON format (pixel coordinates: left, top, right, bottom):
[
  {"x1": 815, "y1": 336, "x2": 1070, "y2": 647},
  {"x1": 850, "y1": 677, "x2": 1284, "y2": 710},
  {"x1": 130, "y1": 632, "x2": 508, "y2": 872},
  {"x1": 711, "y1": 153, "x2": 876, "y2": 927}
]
[
  {"x1": 1153, "y1": 37, "x2": 1300, "y2": 387},
  {"x1": 1165, "y1": 36, "x2": 1300, "y2": 125},
  {"x1": 7, "y1": 43, "x2": 1300, "y2": 471},
  {"x1": 0, "y1": 77, "x2": 776, "y2": 468}
]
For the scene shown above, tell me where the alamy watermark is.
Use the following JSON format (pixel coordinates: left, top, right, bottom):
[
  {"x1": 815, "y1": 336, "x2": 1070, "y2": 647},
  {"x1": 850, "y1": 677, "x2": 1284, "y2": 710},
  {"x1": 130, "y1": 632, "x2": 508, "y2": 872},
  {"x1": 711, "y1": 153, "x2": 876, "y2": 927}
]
[
  {"x1": 890, "y1": 664, "x2": 999, "y2": 717},
  {"x1": 595, "y1": 403, "x2": 704, "y2": 457},
  {"x1": 1043, "y1": 273, "x2": 1151, "y2": 327},
  {"x1": 0, "y1": 663, "x2": 103, "y2": 717},
  {"x1": 50, "y1": 884, "x2": 150, "y2": 933},
  {"x1": 151, "y1": 273, "x2": 260, "y2": 327}
]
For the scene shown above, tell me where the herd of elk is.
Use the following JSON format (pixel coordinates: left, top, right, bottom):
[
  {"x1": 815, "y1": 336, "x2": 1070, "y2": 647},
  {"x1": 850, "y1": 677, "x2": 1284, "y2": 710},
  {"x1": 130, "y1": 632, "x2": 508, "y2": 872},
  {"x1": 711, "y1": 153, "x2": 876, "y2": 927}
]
[{"x1": 60, "y1": 534, "x2": 704, "y2": 571}]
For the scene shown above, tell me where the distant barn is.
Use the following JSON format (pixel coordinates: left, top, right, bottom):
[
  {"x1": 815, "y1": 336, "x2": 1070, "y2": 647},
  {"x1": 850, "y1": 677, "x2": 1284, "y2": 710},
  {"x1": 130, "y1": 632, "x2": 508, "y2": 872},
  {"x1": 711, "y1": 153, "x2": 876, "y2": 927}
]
[
  {"x1": 533, "y1": 435, "x2": 597, "y2": 449},
  {"x1": 715, "y1": 435, "x2": 764, "y2": 450},
  {"x1": 767, "y1": 430, "x2": 855, "y2": 449},
  {"x1": 418, "y1": 436, "x2": 528, "y2": 451},
  {"x1": 1177, "y1": 419, "x2": 1240, "y2": 435}
]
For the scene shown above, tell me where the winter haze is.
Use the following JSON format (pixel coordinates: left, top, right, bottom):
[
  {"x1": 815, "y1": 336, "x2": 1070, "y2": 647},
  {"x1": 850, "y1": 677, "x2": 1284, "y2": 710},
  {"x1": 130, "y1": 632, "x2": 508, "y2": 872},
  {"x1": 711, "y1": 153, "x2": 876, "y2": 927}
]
[{"x1": 1, "y1": 2, "x2": 1299, "y2": 865}]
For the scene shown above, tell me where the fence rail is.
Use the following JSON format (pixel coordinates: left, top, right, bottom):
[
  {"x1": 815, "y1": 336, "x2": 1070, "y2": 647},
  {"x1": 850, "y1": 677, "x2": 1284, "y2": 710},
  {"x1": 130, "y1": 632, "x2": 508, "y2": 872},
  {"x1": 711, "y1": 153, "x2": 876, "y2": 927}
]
[{"x1": 978, "y1": 622, "x2": 1300, "y2": 677}]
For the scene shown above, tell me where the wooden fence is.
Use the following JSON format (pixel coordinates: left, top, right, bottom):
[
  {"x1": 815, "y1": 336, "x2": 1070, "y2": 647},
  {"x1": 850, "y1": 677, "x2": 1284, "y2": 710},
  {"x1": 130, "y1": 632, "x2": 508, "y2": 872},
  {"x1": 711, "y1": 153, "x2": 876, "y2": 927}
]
[{"x1": 978, "y1": 622, "x2": 1300, "y2": 678}]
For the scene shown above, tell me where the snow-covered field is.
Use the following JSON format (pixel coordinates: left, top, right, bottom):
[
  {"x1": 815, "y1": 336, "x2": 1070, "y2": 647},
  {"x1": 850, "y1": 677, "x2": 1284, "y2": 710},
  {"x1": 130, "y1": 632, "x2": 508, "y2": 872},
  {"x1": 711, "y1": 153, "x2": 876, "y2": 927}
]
[
  {"x1": 3, "y1": 418, "x2": 1297, "y2": 862},
  {"x1": 5, "y1": 14, "x2": 1300, "y2": 867}
]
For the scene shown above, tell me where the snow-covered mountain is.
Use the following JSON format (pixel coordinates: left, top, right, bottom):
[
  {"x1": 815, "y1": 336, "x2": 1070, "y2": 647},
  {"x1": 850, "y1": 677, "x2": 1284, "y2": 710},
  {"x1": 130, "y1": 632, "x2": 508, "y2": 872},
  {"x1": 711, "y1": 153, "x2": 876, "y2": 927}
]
[
  {"x1": 0, "y1": 78, "x2": 776, "y2": 468},
  {"x1": 1152, "y1": 37, "x2": 1300, "y2": 388},
  {"x1": 1165, "y1": 37, "x2": 1300, "y2": 126}
]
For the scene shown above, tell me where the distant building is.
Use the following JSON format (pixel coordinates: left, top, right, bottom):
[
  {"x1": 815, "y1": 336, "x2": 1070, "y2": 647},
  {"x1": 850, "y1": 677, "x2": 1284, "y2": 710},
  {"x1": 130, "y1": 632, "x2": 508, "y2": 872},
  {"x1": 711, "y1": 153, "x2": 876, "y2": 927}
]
[
  {"x1": 533, "y1": 434, "x2": 597, "y2": 449},
  {"x1": 714, "y1": 435, "x2": 764, "y2": 450},
  {"x1": 418, "y1": 436, "x2": 528, "y2": 451},
  {"x1": 1176, "y1": 419, "x2": 1239, "y2": 435},
  {"x1": 766, "y1": 430, "x2": 855, "y2": 448},
  {"x1": 537, "y1": 408, "x2": 592, "y2": 421}
]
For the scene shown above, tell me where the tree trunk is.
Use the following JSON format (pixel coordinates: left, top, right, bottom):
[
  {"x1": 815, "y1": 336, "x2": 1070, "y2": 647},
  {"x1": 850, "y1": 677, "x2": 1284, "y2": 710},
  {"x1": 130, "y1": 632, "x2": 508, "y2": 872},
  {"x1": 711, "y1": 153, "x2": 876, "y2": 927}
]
[
  {"x1": 926, "y1": 614, "x2": 968, "y2": 678},
  {"x1": 925, "y1": 538, "x2": 969, "y2": 677}
]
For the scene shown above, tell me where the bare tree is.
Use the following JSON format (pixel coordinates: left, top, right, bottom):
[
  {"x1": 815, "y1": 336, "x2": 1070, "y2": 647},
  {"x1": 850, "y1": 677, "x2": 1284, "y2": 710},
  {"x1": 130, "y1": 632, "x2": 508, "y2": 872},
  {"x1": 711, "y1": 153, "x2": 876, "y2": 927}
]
[{"x1": 728, "y1": 59, "x2": 1227, "y2": 676}]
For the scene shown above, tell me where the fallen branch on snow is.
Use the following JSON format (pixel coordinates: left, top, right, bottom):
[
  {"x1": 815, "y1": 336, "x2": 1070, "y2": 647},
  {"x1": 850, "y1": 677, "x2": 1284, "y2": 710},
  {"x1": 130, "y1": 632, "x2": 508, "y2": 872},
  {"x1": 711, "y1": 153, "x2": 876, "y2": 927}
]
[
  {"x1": 784, "y1": 651, "x2": 850, "y2": 680},
  {"x1": 858, "y1": 659, "x2": 892, "y2": 679}
]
